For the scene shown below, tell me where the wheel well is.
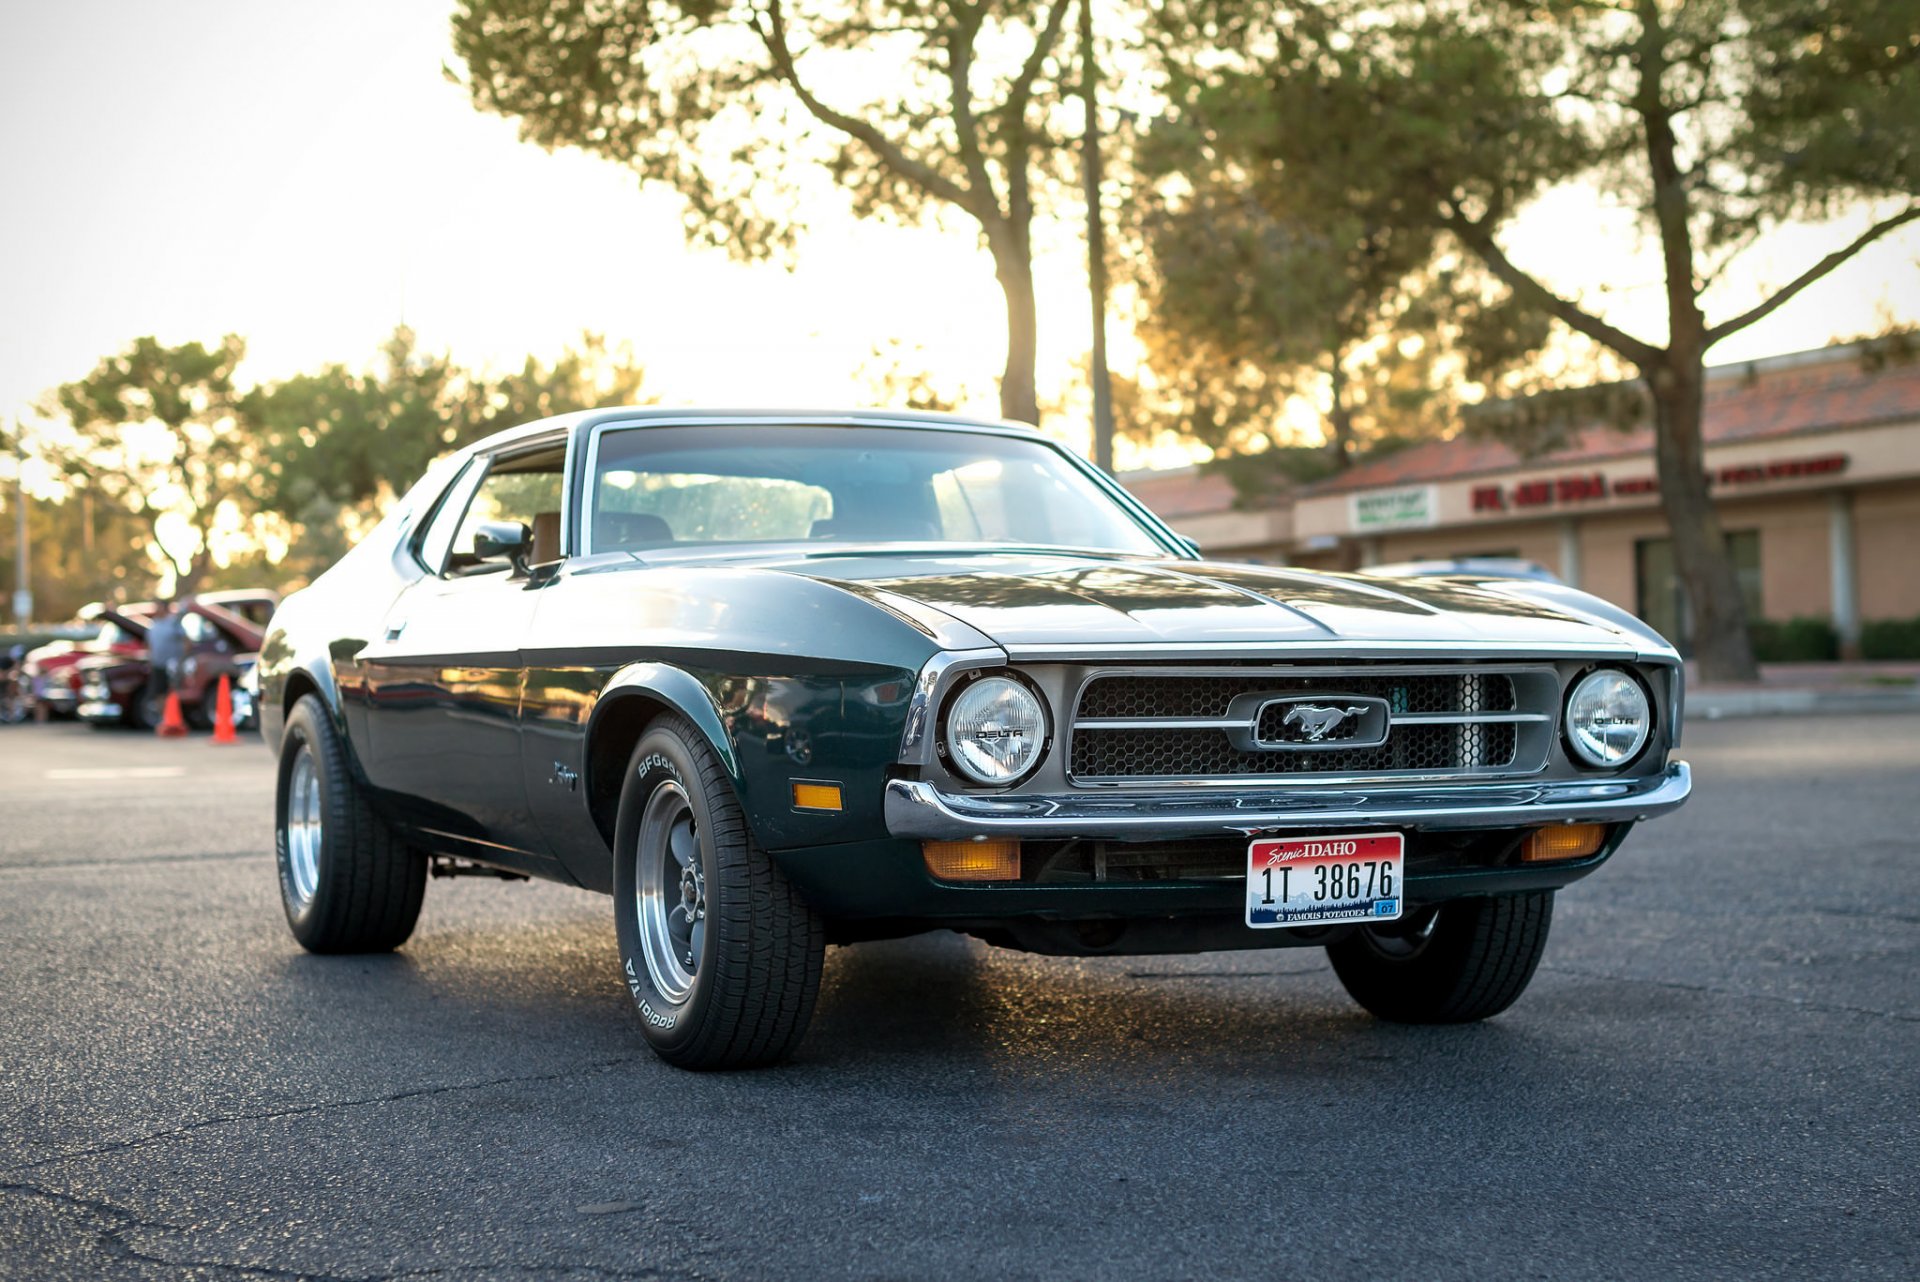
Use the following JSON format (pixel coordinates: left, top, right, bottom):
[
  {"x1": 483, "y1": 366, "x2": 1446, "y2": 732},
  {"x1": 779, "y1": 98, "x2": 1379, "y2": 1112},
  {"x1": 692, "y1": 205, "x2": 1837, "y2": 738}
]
[
  {"x1": 586, "y1": 692, "x2": 669, "y2": 845},
  {"x1": 283, "y1": 671, "x2": 320, "y2": 722}
]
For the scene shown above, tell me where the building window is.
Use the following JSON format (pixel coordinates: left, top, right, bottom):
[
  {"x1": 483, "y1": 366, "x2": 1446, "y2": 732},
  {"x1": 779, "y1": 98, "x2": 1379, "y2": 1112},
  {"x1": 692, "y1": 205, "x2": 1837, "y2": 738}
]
[{"x1": 1635, "y1": 530, "x2": 1762, "y2": 653}]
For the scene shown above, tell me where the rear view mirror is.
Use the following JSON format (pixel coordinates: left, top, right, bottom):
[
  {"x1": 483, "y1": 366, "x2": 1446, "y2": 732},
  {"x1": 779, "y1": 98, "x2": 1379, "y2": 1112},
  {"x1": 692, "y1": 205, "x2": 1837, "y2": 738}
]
[{"x1": 471, "y1": 520, "x2": 532, "y2": 574}]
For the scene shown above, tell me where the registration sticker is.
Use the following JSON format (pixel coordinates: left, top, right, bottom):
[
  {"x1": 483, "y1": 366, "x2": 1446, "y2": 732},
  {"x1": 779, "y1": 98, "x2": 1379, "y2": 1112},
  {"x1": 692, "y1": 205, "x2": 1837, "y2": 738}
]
[{"x1": 1245, "y1": 832, "x2": 1404, "y2": 929}]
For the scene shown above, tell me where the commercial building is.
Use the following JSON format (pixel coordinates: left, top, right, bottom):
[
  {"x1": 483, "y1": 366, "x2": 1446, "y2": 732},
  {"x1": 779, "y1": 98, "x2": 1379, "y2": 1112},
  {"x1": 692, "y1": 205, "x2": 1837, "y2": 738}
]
[{"x1": 1119, "y1": 342, "x2": 1920, "y2": 653}]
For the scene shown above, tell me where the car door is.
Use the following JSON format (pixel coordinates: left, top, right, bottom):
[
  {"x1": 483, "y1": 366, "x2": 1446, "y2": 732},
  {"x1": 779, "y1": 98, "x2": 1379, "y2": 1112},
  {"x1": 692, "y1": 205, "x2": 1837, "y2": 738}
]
[{"x1": 358, "y1": 438, "x2": 567, "y2": 863}]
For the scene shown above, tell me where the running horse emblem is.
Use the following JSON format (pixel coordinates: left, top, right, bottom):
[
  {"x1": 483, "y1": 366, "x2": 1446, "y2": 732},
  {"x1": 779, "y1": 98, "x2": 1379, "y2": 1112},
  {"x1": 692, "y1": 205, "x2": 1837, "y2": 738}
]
[{"x1": 1282, "y1": 704, "x2": 1370, "y2": 742}]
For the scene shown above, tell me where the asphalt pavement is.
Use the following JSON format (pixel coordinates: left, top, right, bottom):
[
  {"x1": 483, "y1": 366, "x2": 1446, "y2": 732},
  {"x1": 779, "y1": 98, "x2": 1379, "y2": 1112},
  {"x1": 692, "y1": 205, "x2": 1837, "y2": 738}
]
[{"x1": 1, "y1": 716, "x2": 1916, "y2": 1280}]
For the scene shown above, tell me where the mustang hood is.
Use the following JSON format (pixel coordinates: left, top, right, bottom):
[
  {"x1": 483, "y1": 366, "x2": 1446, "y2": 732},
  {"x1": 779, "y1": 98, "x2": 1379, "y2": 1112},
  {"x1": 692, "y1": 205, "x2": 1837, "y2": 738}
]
[{"x1": 791, "y1": 552, "x2": 1666, "y2": 654}]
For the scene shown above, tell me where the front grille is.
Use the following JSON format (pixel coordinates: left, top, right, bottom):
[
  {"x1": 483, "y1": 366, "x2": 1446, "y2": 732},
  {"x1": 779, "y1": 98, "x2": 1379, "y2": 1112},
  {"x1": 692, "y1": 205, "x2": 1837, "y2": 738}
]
[
  {"x1": 1078, "y1": 672, "x2": 1515, "y2": 719},
  {"x1": 1070, "y1": 722, "x2": 1518, "y2": 779},
  {"x1": 1067, "y1": 666, "x2": 1549, "y2": 785}
]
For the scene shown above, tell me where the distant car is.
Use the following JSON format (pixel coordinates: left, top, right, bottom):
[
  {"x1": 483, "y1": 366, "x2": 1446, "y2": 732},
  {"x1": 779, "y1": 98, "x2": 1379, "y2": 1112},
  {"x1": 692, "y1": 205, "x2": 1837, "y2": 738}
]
[
  {"x1": 19, "y1": 602, "x2": 157, "y2": 718},
  {"x1": 231, "y1": 655, "x2": 260, "y2": 732},
  {"x1": 76, "y1": 592, "x2": 276, "y2": 730},
  {"x1": 0, "y1": 645, "x2": 30, "y2": 724},
  {"x1": 261, "y1": 409, "x2": 1690, "y2": 1070},
  {"x1": 1365, "y1": 557, "x2": 1564, "y2": 584}
]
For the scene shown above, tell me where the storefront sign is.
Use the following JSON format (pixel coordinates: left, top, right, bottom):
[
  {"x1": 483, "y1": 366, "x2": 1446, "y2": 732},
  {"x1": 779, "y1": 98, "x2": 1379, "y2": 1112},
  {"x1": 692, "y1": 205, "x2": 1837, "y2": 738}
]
[
  {"x1": 1351, "y1": 485, "x2": 1436, "y2": 531},
  {"x1": 1469, "y1": 453, "x2": 1848, "y2": 515}
]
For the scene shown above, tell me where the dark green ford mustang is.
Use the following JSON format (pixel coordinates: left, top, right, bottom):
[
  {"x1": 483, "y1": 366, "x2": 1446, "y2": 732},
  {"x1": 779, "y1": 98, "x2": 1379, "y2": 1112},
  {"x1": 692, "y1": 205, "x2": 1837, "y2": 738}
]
[{"x1": 260, "y1": 409, "x2": 1692, "y2": 1069}]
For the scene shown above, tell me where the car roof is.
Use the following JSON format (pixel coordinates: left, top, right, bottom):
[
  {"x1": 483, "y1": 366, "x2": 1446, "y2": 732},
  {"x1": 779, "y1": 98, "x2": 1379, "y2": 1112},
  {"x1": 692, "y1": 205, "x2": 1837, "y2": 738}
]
[{"x1": 459, "y1": 407, "x2": 1051, "y2": 460}]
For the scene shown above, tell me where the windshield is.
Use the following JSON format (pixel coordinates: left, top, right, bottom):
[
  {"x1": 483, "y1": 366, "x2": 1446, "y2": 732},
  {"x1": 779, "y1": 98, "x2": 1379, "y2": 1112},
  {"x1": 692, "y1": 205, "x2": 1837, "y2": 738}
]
[{"x1": 589, "y1": 424, "x2": 1168, "y2": 557}]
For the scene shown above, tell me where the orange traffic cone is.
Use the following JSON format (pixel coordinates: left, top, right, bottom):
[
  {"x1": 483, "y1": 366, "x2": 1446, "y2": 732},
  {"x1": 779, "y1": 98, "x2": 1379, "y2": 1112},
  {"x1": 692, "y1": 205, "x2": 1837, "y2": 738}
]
[
  {"x1": 210, "y1": 674, "x2": 238, "y2": 745},
  {"x1": 156, "y1": 691, "x2": 189, "y2": 738}
]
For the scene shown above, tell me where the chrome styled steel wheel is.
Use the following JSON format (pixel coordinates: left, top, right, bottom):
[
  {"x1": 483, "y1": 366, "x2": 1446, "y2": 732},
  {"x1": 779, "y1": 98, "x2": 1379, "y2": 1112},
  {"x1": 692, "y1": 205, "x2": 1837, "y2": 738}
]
[
  {"x1": 284, "y1": 744, "x2": 323, "y2": 913},
  {"x1": 635, "y1": 779, "x2": 705, "y2": 1005}
]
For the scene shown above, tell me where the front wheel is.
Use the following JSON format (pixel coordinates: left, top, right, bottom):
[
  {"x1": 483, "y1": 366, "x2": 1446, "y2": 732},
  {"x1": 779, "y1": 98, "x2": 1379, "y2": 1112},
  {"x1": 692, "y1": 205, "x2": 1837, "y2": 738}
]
[
  {"x1": 612, "y1": 716, "x2": 824, "y2": 1070},
  {"x1": 1326, "y1": 891, "x2": 1553, "y2": 1023}
]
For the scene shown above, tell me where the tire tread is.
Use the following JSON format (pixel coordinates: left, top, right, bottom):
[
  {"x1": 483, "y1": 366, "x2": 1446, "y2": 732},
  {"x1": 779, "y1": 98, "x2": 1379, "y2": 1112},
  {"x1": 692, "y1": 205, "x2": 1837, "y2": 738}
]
[
  {"x1": 1328, "y1": 891, "x2": 1553, "y2": 1024},
  {"x1": 624, "y1": 715, "x2": 823, "y2": 1070},
  {"x1": 280, "y1": 696, "x2": 426, "y2": 953}
]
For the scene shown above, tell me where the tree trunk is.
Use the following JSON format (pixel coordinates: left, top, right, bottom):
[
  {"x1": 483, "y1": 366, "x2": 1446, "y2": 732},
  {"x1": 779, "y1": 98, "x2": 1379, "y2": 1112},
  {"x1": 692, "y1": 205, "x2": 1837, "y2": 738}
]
[
  {"x1": 992, "y1": 229, "x2": 1041, "y2": 425},
  {"x1": 1325, "y1": 350, "x2": 1354, "y2": 467},
  {"x1": 1079, "y1": 0, "x2": 1113, "y2": 469},
  {"x1": 1645, "y1": 354, "x2": 1760, "y2": 683}
]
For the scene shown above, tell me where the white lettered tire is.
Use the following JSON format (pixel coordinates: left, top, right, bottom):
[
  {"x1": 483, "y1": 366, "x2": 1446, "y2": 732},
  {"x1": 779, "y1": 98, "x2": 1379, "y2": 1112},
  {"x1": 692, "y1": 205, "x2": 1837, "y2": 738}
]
[{"x1": 611, "y1": 715, "x2": 824, "y2": 1070}]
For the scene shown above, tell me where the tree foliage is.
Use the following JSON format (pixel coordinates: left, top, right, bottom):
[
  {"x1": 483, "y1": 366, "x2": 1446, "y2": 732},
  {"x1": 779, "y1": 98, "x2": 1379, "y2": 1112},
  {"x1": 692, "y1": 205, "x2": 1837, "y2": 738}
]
[
  {"x1": 1155, "y1": 0, "x2": 1919, "y2": 680},
  {"x1": 0, "y1": 454, "x2": 152, "y2": 624},
  {"x1": 244, "y1": 329, "x2": 652, "y2": 581},
  {"x1": 34, "y1": 331, "x2": 651, "y2": 597},
  {"x1": 448, "y1": 0, "x2": 1085, "y2": 424},
  {"x1": 46, "y1": 336, "x2": 251, "y2": 590}
]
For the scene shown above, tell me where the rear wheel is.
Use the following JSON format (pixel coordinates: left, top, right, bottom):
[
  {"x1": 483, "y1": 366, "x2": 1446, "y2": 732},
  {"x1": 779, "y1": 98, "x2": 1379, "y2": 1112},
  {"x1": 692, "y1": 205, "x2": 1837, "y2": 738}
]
[
  {"x1": 274, "y1": 694, "x2": 426, "y2": 952},
  {"x1": 1327, "y1": 892, "x2": 1553, "y2": 1023},
  {"x1": 612, "y1": 715, "x2": 824, "y2": 1070}
]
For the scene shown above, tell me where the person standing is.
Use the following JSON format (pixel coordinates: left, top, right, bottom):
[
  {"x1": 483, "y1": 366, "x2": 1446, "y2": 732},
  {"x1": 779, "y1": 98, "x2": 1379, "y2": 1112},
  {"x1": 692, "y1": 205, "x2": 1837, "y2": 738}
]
[{"x1": 144, "y1": 596, "x2": 188, "y2": 716}]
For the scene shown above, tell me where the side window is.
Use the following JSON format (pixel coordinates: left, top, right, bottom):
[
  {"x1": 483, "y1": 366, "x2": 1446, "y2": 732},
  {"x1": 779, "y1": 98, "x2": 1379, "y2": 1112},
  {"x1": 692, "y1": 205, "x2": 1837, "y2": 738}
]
[
  {"x1": 429, "y1": 444, "x2": 569, "y2": 578},
  {"x1": 181, "y1": 613, "x2": 218, "y2": 644},
  {"x1": 415, "y1": 461, "x2": 485, "y2": 575}
]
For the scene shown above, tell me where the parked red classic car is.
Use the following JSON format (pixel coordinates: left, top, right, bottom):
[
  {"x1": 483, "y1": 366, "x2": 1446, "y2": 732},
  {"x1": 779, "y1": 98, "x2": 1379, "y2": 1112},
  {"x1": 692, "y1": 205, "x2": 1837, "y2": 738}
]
[
  {"x1": 18, "y1": 602, "x2": 159, "y2": 718},
  {"x1": 75, "y1": 591, "x2": 278, "y2": 730}
]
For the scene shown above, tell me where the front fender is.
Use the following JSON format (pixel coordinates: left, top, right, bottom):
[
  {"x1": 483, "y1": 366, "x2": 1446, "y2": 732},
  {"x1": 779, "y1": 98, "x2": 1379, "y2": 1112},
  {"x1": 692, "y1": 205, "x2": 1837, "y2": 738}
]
[
  {"x1": 589, "y1": 661, "x2": 741, "y2": 787},
  {"x1": 258, "y1": 629, "x2": 345, "y2": 755}
]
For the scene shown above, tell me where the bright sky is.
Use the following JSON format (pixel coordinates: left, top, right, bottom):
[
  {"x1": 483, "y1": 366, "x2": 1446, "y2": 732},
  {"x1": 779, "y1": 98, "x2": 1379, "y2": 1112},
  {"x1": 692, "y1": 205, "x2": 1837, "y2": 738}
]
[{"x1": 3, "y1": 0, "x2": 1916, "y2": 475}]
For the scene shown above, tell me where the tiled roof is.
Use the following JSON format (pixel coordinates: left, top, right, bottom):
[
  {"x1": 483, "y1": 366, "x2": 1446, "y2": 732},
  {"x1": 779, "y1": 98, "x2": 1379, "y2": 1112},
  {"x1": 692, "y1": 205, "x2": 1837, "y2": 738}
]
[{"x1": 1305, "y1": 346, "x2": 1920, "y2": 496}]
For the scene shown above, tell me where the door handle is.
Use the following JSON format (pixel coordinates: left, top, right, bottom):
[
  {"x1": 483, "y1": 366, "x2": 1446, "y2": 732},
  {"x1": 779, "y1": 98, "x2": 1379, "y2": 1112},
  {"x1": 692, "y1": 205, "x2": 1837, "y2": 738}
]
[{"x1": 384, "y1": 620, "x2": 407, "y2": 642}]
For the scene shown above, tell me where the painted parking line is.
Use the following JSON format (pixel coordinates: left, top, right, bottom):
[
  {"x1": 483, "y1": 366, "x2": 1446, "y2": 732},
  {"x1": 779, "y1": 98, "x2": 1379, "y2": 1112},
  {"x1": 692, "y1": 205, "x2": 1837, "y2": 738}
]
[{"x1": 43, "y1": 767, "x2": 189, "y2": 780}]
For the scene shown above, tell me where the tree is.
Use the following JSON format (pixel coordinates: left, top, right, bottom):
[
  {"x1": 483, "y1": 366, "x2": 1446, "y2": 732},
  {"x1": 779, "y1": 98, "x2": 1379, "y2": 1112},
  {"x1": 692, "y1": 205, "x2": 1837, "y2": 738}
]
[
  {"x1": 0, "y1": 447, "x2": 152, "y2": 622},
  {"x1": 245, "y1": 328, "x2": 652, "y2": 582},
  {"x1": 448, "y1": 0, "x2": 1081, "y2": 425},
  {"x1": 1183, "y1": 0, "x2": 1919, "y2": 681},
  {"x1": 47, "y1": 336, "x2": 251, "y2": 593},
  {"x1": 1129, "y1": 66, "x2": 1467, "y2": 474}
]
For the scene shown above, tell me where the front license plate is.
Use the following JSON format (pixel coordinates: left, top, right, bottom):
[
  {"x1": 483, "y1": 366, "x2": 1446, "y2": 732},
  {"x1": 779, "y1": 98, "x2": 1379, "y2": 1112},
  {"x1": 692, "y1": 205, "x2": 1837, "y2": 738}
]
[{"x1": 1246, "y1": 832, "x2": 1404, "y2": 929}]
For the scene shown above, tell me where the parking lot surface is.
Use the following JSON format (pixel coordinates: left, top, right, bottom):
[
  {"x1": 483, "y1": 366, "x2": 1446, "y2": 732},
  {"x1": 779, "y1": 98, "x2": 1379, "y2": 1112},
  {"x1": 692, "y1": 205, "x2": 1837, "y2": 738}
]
[{"x1": 2, "y1": 715, "x2": 1916, "y2": 1280}]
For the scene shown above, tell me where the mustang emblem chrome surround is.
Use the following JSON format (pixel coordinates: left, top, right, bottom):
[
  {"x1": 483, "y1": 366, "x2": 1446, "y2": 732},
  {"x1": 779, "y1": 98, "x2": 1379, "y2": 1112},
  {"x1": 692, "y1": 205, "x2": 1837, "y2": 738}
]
[
  {"x1": 1283, "y1": 704, "x2": 1371, "y2": 742},
  {"x1": 1224, "y1": 692, "x2": 1395, "y2": 752}
]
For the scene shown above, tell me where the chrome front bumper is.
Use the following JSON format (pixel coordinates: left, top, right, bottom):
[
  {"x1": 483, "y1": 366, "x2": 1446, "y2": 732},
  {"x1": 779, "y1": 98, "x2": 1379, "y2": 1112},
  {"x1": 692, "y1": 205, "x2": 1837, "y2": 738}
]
[{"x1": 885, "y1": 761, "x2": 1692, "y2": 841}]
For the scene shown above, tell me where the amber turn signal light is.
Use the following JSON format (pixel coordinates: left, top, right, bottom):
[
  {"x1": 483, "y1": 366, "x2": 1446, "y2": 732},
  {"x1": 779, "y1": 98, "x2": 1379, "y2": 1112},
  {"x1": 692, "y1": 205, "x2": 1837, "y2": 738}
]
[
  {"x1": 922, "y1": 839, "x2": 1021, "y2": 882},
  {"x1": 1521, "y1": 823, "x2": 1608, "y2": 863},
  {"x1": 791, "y1": 782, "x2": 843, "y2": 811}
]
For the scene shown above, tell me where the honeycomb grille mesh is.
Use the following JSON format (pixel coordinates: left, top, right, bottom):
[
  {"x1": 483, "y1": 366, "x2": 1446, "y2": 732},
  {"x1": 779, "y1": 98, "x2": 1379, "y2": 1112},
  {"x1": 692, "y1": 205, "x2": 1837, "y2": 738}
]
[
  {"x1": 1070, "y1": 723, "x2": 1517, "y2": 779},
  {"x1": 1070, "y1": 671, "x2": 1522, "y2": 782},
  {"x1": 1078, "y1": 672, "x2": 1515, "y2": 720}
]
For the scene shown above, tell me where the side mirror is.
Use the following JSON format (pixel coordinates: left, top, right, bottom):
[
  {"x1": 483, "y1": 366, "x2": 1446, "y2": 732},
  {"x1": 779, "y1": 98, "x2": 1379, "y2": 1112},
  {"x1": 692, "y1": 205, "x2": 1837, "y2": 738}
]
[{"x1": 471, "y1": 520, "x2": 532, "y2": 574}]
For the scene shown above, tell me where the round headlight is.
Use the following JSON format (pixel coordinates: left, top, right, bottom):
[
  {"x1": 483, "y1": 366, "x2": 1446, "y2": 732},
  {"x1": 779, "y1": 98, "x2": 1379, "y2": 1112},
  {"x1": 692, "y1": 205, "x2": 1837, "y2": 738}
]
[
  {"x1": 1564, "y1": 669, "x2": 1651, "y2": 767},
  {"x1": 944, "y1": 675, "x2": 1047, "y2": 785}
]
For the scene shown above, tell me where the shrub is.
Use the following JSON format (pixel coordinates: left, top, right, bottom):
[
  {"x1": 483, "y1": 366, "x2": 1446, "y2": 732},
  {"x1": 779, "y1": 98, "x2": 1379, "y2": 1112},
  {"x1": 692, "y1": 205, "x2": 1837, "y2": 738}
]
[
  {"x1": 1861, "y1": 616, "x2": 1920, "y2": 661},
  {"x1": 1747, "y1": 616, "x2": 1839, "y2": 663}
]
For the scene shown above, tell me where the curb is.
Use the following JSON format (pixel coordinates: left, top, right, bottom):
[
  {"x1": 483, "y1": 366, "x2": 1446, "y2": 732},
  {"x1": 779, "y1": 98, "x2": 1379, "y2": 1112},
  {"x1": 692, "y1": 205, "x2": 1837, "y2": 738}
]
[{"x1": 1687, "y1": 687, "x2": 1920, "y2": 720}]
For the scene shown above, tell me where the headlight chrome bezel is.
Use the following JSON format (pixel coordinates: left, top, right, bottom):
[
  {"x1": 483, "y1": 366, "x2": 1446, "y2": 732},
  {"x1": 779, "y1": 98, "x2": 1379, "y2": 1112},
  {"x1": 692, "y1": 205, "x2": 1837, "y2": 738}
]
[
  {"x1": 939, "y1": 670, "x2": 1051, "y2": 788},
  {"x1": 1563, "y1": 667, "x2": 1654, "y2": 769}
]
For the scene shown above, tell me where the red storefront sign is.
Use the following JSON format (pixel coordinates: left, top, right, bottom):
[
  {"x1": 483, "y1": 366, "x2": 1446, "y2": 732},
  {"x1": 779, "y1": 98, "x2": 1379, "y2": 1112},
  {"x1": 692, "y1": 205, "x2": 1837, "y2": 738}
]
[{"x1": 1470, "y1": 452, "x2": 1848, "y2": 514}]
